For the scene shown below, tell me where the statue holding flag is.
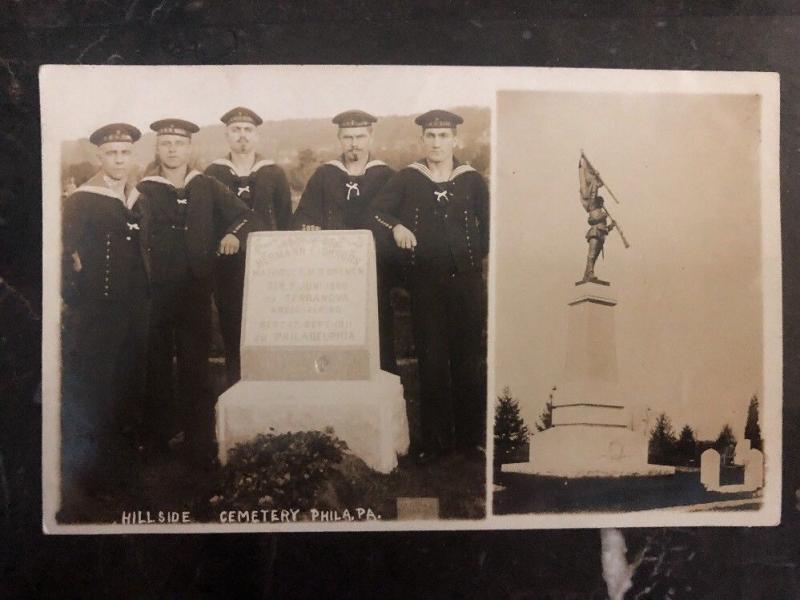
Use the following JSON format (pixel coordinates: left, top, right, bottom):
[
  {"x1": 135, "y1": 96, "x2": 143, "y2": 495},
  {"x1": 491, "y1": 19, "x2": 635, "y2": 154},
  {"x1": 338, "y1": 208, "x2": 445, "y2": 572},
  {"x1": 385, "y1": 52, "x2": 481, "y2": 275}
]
[{"x1": 578, "y1": 151, "x2": 629, "y2": 283}]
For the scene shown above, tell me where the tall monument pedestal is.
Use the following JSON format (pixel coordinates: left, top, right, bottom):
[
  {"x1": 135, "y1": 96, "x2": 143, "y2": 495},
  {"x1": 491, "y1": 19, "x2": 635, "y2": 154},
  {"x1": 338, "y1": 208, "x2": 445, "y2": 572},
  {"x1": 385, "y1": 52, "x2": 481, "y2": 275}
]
[
  {"x1": 216, "y1": 231, "x2": 409, "y2": 474},
  {"x1": 503, "y1": 281, "x2": 674, "y2": 477}
]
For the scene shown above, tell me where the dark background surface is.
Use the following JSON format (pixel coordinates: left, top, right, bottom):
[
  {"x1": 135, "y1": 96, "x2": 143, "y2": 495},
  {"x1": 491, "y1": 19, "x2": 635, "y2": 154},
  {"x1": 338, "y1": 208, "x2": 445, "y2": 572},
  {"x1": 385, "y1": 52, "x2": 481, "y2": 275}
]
[{"x1": 1, "y1": 2, "x2": 799, "y2": 598}]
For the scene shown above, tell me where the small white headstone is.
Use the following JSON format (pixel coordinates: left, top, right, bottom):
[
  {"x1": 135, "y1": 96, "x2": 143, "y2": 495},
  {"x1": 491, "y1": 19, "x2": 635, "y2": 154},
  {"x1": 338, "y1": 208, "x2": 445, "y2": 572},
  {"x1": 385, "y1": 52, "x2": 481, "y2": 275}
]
[
  {"x1": 743, "y1": 448, "x2": 764, "y2": 491},
  {"x1": 734, "y1": 438, "x2": 751, "y2": 465},
  {"x1": 700, "y1": 448, "x2": 721, "y2": 491}
]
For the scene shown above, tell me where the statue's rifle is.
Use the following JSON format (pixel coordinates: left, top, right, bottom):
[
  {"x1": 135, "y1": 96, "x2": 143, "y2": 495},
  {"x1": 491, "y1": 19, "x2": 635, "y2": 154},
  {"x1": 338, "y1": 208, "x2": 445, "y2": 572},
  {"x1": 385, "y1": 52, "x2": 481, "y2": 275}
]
[
  {"x1": 580, "y1": 150, "x2": 622, "y2": 205},
  {"x1": 601, "y1": 205, "x2": 630, "y2": 249}
]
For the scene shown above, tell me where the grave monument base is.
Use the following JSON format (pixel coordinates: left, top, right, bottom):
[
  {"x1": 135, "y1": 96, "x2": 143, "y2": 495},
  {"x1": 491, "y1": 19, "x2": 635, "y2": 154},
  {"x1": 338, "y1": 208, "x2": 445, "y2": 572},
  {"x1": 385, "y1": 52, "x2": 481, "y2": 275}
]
[
  {"x1": 502, "y1": 425, "x2": 675, "y2": 477},
  {"x1": 216, "y1": 370, "x2": 410, "y2": 474}
]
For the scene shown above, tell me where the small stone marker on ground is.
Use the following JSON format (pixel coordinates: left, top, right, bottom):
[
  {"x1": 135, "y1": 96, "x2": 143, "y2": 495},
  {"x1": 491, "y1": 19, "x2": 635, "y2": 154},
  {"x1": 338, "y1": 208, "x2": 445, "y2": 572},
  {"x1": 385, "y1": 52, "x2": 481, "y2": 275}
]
[
  {"x1": 733, "y1": 438, "x2": 751, "y2": 465},
  {"x1": 743, "y1": 448, "x2": 764, "y2": 491},
  {"x1": 396, "y1": 497, "x2": 440, "y2": 520},
  {"x1": 701, "y1": 448, "x2": 721, "y2": 491}
]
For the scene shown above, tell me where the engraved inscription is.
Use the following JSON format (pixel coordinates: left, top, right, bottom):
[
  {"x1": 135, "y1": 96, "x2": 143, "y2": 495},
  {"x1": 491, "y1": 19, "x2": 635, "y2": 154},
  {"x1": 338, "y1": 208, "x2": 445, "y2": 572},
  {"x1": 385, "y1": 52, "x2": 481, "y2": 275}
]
[{"x1": 244, "y1": 233, "x2": 368, "y2": 347}]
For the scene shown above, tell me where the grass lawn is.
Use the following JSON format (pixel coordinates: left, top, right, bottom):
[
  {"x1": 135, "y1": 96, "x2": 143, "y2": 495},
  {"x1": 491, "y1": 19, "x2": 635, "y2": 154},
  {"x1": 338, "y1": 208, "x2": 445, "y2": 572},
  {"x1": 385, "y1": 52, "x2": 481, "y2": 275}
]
[
  {"x1": 58, "y1": 445, "x2": 485, "y2": 524},
  {"x1": 58, "y1": 355, "x2": 485, "y2": 525},
  {"x1": 493, "y1": 467, "x2": 759, "y2": 514}
]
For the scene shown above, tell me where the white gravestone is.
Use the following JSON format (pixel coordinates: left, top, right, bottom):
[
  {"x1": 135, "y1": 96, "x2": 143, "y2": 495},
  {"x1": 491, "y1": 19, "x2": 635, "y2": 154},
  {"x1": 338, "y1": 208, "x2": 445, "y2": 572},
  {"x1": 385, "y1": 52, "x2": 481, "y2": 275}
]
[
  {"x1": 700, "y1": 448, "x2": 721, "y2": 491},
  {"x1": 743, "y1": 448, "x2": 764, "y2": 491},
  {"x1": 733, "y1": 438, "x2": 751, "y2": 465},
  {"x1": 216, "y1": 231, "x2": 410, "y2": 473}
]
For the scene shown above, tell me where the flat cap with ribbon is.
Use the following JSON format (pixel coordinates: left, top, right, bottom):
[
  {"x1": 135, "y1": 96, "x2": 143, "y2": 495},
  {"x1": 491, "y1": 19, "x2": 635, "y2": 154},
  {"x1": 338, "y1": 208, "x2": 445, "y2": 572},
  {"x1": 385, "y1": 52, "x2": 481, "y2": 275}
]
[
  {"x1": 332, "y1": 110, "x2": 377, "y2": 128},
  {"x1": 150, "y1": 118, "x2": 200, "y2": 138},
  {"x1": 220, "y1": 106, "x2": 263, "y2": 126},
  {"x1": 89, "y1": 122, "x2": 141, "y2": 146},
  {"x1": 414, "y1": 109, "x2": 463, "y2": 129}
]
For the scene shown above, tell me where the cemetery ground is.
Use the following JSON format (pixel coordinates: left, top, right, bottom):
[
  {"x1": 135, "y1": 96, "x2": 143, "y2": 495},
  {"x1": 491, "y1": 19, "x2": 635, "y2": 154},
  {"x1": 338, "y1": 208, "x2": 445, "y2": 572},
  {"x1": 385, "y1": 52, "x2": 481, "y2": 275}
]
[
  {"x1": 493, "y1": 465, "x2": 761, "y2": 514},
  {"x1": 57, "y1": 295, "x2": 486, "y2": 525}
]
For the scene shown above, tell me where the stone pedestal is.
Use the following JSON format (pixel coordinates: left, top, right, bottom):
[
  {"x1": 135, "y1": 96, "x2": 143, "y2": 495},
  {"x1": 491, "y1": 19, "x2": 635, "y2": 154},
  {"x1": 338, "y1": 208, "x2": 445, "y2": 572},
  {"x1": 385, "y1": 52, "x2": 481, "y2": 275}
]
[
  {"x1": 503, "y1": 281, "x2": 674, "y2": 477},
  {"x1": 503, "y1": 425, "x2": 671, "y2": 476},
  {"x1": 217, "y1": 373, "x2": 408, "y2": 473},
  {"x1": 216, "y1": 231, "x2": 410, "y2": 473}
]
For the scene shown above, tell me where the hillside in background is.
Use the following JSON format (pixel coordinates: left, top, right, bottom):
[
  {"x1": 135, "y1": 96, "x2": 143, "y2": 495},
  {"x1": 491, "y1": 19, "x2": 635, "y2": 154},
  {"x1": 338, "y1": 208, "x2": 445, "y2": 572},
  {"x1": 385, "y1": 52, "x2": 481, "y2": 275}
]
[{"x1": 61, "y1": 106, "x2": 490, "y2": 196}]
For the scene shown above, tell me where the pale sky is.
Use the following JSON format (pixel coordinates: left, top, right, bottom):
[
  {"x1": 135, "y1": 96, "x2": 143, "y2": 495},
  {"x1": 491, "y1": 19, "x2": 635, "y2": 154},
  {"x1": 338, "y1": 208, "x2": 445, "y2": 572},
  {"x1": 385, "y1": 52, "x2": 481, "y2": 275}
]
[
  {"x1": 40, "y1": 65, "x2": 501, "y2": 140},
  {"x1": 493, "y1": 91, "x2": 763, "y2": 441}
]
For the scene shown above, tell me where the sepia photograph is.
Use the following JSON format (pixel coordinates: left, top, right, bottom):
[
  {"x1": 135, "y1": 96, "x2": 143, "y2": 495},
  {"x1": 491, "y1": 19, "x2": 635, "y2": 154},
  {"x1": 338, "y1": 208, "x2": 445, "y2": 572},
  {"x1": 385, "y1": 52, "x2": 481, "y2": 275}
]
[
  {"x1": 490, "y1": 82, "x2": 781, "y2": 527},
  {"x1": 40, "y1": 65, "x2": 781, "y2": 534},
  {"x1": 41, "y1": 65, "x2": 491, "y2": 532}
]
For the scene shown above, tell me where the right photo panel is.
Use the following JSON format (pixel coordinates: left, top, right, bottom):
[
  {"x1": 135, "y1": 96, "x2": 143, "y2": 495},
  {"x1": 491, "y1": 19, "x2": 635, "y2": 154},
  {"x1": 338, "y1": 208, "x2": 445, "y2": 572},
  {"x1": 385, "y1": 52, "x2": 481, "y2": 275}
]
[{"x1": 491, "y1": 87, "x2": 779, "y2": 525}]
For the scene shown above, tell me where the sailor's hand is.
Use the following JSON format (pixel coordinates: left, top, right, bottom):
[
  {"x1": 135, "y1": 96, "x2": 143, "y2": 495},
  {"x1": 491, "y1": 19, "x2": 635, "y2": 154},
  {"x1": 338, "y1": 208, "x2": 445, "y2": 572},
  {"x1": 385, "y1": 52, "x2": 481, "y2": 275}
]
[
  {"x1": 607, "y1": 222, "x2": 615, "y2": 231},
  {"x1": 393, "y1": 224, "x2": 417, "y2": 250},
  {"x1": 71, "y1": 251, "x2": 82, "y2": 272},
  {"x1": 218, "y1": 234, "x2": 240, "y2": 255},
  {"x1": 302, "y1": 224, "x2": 321, "y2": 231}
]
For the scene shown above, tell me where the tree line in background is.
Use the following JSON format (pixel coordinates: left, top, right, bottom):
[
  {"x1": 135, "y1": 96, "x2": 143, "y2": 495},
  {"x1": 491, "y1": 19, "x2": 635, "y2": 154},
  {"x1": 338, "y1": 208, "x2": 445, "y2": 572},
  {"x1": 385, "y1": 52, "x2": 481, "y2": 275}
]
[
  {"x1": 648, "y1": 393, "x2": 762, "y2": 467},
  {"x1": 494, "y1": 387, "x2": 763, "y2": 468}
]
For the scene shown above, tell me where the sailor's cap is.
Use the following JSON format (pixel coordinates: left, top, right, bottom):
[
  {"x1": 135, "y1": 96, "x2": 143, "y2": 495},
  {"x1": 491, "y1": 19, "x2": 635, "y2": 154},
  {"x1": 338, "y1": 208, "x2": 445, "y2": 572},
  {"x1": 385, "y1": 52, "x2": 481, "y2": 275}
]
[
  {"x1": 332, "y1": 110, "x2": 377, "y2": 128},
  {"x1": 150, "y1": 118, "x2": 200, "y2": 138},
  {"x1": 221, "y1": 106, "x2": 263, "y2": 126},
  {"x1": 89, "y1": 122, "x2": 141, "y2": 146},
  {"x1": 414, "y1": 109, "x2": 463, "y2": 129}
]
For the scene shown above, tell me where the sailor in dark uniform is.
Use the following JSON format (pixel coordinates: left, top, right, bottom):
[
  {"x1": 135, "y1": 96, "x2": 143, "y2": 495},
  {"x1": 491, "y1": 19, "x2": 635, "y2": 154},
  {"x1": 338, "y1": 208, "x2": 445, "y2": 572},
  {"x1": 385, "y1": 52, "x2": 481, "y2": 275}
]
[
  {"x1": 205, "y1": 106, "x2": 292, "y2": 386},
  {"x1": 62, "y1": 122, "x2": 148, "y2": 494},
  {"x1": 371, "y1": 110, "x2": 489, "y2": 464},
  {"x1": 134, "y1": 118, "x2": 253, "y2": 467},
  {"x1": 292, "y1": 110, "x2": 400, "y2": 373}
]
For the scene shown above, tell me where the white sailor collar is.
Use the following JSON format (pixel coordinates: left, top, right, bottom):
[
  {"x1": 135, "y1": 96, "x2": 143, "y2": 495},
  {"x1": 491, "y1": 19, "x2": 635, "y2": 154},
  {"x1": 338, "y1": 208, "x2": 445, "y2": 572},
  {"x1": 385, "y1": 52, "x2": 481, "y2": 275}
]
[
  {"x1": 211, "y1": 154, "x2": 275, "y2": 177},
  {"x1": 325, "y1": 156, "x2": 388, "y2": 176},
  {"x1": 138, "y1": 168, "x2": 203, "y2": 189},
  {"x1": 407, "y1": 159, "x2": 476, "y2": 183},
  {"x1": 75, "y1": 172, "x2": 139, "y2": 210}
]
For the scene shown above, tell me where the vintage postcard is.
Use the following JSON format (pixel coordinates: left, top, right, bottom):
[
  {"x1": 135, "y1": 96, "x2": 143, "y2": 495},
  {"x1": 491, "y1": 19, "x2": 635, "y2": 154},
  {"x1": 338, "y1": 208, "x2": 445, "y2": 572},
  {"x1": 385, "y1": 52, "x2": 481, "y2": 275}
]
[{"x1": 40, "y1": 65, "x2": 780, "y2": 533}]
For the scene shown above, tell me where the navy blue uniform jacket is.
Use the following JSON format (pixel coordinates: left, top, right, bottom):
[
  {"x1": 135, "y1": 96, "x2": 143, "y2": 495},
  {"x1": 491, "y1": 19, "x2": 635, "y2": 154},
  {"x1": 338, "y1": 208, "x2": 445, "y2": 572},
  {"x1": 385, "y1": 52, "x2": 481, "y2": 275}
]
[
  {"x1": 63, "y1": 172, "x2": 147, "y2": 301},
  {"x1": 370, "y1": 160, "x2": 489, "y2": 273},
  {"x1": 204, "y1": 155, "x2": 292, "y2": 232},
  {"x1": 292, "y1": 158, "x2": 395, "y2": 231},
  {"x1": 133, "y1": 170, "x2": 252, "y2": 284}
]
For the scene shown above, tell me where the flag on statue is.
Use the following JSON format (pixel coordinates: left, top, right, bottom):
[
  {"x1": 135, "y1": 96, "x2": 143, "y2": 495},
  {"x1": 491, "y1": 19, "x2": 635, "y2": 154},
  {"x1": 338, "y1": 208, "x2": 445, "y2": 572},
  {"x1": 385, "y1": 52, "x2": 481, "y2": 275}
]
[{"x1": 579, "y1": 152, "x2": 603, "y2": 200}]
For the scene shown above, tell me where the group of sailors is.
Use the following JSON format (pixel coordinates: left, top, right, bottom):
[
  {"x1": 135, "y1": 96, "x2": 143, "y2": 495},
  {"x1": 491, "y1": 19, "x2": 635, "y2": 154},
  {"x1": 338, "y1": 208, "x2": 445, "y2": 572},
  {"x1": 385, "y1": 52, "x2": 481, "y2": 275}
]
[{"x1": 63, "y1": 106, "x2": 488, "y2": 499}]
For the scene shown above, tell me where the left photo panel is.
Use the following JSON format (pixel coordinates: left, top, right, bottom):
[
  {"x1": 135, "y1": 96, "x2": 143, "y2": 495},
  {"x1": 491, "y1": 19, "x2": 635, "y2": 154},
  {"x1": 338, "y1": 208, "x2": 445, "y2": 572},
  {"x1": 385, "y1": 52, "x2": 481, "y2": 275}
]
[{"x1": 40, "y1": 65, "x2": 491, "y2": 533}]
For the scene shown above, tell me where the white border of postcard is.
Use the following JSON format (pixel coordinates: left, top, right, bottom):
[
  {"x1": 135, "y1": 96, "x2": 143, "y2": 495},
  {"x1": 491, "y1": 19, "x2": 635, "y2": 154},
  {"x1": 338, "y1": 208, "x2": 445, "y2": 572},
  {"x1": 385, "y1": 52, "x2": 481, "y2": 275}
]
[{"x1": 41, "y1": 65, "x2": 781, "y2": 533}]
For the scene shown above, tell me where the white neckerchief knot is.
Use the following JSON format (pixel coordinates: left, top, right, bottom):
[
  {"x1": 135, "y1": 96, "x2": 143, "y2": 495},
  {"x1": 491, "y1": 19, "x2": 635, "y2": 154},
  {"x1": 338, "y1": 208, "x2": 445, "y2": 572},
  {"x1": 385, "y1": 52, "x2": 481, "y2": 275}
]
[
  {"x1": 345, "y1": 181, "x2": 360, "y2": 200},
  {"x1": 434, "y1": 190, "x2": 450, "y2": 204},
  {"x1": 237, "y1": 185, "x2": 250, "y2": 197},
  {"x1": 126, "y1": 222, "x2": 140, "y2": 231}
]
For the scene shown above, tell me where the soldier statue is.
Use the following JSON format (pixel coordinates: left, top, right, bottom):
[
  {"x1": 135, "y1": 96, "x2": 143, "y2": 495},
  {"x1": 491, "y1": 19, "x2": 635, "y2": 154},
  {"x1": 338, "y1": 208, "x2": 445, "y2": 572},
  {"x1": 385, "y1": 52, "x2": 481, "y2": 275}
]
[{"x1": 578, "y1": 153, "x2": 628, "y2": 283}]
